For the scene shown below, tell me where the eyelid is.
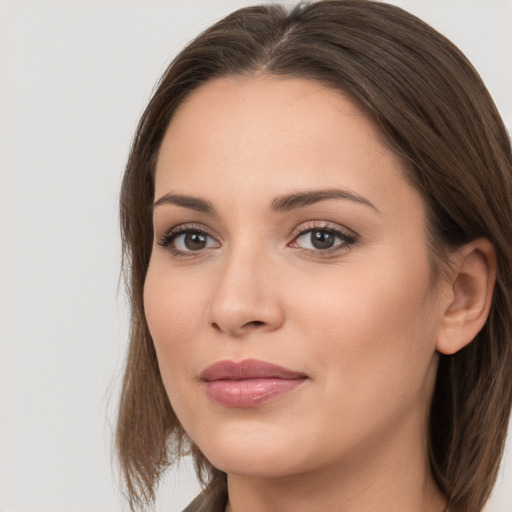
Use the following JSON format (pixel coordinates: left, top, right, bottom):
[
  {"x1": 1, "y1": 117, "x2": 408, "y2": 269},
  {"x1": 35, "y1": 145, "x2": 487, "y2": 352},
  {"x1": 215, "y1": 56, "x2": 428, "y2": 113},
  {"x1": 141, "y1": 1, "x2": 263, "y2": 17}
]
[
  {"x1": 158, "y1": 221, "x2": 212, "y2": 239},
  {"x1": 157, "y1": 222, "x2": 221, "y2": 256},
  {"x1": 156, "y1": 220, "x2": 357, "y2": 258},
  {"x1": 290, "y1": 220, "x2": 358, "y2": 240},
  {"x1": 288, "y1": 221, "x2": 358, "y2": 255}
]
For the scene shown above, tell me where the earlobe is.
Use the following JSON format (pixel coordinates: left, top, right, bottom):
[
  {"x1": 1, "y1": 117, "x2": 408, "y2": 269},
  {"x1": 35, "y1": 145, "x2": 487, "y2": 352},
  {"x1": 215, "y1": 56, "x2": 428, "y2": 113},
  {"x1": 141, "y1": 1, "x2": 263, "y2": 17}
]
[{"x1": 436, "y1": 238, "x2": 496, "y2": 355}]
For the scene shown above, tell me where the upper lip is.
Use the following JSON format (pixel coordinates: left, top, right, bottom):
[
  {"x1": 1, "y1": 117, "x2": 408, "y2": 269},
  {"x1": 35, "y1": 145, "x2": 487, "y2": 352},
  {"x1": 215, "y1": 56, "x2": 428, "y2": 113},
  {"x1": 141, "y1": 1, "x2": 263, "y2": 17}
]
[{"x1": 200, "y1": 359, "x2": 307, "y2": 381}]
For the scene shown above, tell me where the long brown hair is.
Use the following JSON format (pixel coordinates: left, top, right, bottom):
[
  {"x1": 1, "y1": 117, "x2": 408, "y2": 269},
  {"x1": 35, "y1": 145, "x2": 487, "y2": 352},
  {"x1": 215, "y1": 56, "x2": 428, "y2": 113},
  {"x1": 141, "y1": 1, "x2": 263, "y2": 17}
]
[{"x1": 116, "y1": 2, "x2": 512, "y2": 511}]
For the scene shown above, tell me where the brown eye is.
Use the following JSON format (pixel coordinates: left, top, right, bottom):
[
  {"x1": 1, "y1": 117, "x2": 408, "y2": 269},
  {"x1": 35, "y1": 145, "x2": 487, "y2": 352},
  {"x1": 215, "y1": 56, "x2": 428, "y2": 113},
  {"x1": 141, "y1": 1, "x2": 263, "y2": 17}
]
[
  {"x1": 310, "y1": 230, "x2": 335, "y2": 249},
  {"x1": 159, "y1": 228, "x2": 220, "y2": 255},
  {"x1": 290, "y1": 226, "x2": 356, "y2": 254},
  {"x1": 173, "y1": 230, "x2": 219, "y2": 252},
  {"x1": 182, "y1": 232, "x2": 208, "y2": 251}
]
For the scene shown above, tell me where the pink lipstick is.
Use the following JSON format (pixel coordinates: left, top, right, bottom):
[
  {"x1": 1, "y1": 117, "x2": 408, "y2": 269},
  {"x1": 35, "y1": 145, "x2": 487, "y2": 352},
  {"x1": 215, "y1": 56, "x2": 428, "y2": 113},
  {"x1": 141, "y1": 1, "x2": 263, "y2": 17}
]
[{"x1": 200, "y1": 359, "x2": 308, "y2": 408}]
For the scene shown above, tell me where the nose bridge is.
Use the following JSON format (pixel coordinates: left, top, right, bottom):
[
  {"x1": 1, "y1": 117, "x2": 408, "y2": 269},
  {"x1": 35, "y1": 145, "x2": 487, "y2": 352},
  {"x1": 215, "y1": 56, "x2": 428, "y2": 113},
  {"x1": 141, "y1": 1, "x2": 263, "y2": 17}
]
[{"x1": 208, "y1": 235, "x2": 283, "y2": 336}]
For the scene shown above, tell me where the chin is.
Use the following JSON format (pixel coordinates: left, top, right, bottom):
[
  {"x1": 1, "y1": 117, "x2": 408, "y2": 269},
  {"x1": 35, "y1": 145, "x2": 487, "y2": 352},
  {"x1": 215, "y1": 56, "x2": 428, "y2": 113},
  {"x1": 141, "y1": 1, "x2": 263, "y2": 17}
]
[
  {"x1": 192, "y1": 421, "x2": 311, "y2": 478},
  {"x1": 207, "y1": 450, "x2": 301, "y2": 479}
]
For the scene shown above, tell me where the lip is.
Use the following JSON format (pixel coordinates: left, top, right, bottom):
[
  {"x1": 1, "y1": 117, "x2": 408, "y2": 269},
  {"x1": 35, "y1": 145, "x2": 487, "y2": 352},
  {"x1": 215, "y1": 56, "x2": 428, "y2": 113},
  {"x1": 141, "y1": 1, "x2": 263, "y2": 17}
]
[{"x1": 200, "y1": 359, "x2": 308, "y2": 408}]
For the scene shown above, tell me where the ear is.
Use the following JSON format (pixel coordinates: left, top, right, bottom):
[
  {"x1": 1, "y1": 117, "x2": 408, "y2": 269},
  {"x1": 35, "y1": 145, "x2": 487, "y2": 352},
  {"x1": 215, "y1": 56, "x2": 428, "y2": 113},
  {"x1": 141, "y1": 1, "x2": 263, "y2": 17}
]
[{"x1": 436, "y1": 238, "x2": 496, "y2": 355}]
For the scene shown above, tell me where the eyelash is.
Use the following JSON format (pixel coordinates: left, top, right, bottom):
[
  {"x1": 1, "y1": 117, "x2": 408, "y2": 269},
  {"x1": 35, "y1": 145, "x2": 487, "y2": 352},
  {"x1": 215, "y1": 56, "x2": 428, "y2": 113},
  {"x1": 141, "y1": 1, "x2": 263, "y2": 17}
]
[
  {"x1": 289, "y1": 222, "x2": 357, "y2": 256},
  {"x1": 157, "y1": 224, "x2": 217, "y2": 258},
  {"x1": 157, "y1": 222, "x2": 357, "y2": 258}
]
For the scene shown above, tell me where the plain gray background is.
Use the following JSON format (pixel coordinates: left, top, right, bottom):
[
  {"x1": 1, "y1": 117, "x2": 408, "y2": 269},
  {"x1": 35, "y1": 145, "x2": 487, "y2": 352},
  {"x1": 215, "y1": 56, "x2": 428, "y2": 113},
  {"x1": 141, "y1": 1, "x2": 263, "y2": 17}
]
[{"x1": 1, "y1": 1, "x2": 511, "y2": 511}]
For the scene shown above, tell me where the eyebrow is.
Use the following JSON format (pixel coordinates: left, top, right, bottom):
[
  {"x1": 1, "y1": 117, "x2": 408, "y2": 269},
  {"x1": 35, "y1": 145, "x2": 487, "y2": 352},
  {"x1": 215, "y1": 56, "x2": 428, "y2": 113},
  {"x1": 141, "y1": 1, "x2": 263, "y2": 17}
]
[
  {"x1": 152, "y1": 193, "x2": 215, "y2": 213},
  {"x1": 270, "y1": 188, "x2": 380, "y2": 213},
  {"x1": 152, "y1": 188, "x2": 379, "y2": 214}
]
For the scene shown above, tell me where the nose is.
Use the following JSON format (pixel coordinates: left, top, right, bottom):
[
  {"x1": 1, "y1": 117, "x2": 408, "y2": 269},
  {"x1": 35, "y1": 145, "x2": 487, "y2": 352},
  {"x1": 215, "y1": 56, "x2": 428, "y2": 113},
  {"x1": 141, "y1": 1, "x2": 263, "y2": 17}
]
[{"x1": 208, "y1": 246, "x2": 284, "y2": 337}]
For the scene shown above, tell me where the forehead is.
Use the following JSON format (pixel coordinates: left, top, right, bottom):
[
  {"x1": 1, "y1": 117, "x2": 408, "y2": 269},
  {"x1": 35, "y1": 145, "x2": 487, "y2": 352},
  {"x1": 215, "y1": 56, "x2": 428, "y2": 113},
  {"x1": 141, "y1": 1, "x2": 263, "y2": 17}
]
[
  {"x1": 158, "y1": 75, "x2": 390, "y2": 165},
  {"x1": 154, "y1": 75, "x2": 421, "y2": 221}
]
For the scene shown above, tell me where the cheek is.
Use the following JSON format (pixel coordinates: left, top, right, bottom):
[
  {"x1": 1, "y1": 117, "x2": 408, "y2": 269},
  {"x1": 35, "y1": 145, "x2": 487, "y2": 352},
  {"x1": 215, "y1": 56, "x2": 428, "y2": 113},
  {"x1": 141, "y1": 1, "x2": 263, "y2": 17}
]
[
  {"x1": 288, "y1": 251, "x2": 439, "y2": 394},
  {"x1": 144, "y1": 254, "x2": 210, "y2": 336},
  {"x1": 143, "y1": 261, "x2": 207, "y2": 378},
  {"x1": 143, "y1": 262, "x2": 212, "y2": 430}
]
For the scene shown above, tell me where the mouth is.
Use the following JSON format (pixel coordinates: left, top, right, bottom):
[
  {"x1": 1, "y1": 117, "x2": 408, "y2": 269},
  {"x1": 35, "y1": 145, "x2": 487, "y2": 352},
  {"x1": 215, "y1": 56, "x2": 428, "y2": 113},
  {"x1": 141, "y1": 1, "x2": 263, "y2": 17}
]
[{"x1": 199, "y1": 359, "x2": 308, "y2": 408}]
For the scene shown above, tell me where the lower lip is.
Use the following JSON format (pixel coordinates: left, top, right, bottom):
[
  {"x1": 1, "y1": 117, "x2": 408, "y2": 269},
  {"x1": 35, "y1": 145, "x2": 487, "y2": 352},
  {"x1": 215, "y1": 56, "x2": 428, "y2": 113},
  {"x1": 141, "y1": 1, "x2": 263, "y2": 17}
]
[{"x1": 204, "y1": 378, "x2": 306, "y2": 408}]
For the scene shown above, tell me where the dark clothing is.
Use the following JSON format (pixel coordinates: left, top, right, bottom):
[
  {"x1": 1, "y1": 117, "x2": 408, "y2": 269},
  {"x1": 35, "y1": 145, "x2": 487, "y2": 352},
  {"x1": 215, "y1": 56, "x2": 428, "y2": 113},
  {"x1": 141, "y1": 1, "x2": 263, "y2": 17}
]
[
  {"x1": 182, "y1": 480, "x2": 228, "y2": 512},
  {"x1": 182, "y1": 493, "x2": 223, "y2": 512}
]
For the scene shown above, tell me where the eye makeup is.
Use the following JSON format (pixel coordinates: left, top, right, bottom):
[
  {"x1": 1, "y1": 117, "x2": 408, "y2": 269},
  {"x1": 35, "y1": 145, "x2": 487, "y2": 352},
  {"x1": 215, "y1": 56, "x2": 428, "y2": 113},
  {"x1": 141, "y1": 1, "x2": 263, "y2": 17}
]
[
  {"x1": 157, "y1": 223, "x2": 219, "y2": 258},
  {"x1": 156, "y1": 219, "x2": 358, "y2": 259},
  {"x1": 288, "y1": 221, "x2": 358, "y2": 257}
]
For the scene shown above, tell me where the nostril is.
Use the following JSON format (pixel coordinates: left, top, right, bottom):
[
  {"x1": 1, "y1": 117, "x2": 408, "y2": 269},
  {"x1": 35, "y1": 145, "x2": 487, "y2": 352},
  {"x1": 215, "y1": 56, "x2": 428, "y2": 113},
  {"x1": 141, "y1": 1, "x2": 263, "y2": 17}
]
[
  {"x1": 245, "y1": 320, "x2": 265, "y2": 328},
  {"x1": 210, "y1": 319, "x2": 266, "y2": 335}
]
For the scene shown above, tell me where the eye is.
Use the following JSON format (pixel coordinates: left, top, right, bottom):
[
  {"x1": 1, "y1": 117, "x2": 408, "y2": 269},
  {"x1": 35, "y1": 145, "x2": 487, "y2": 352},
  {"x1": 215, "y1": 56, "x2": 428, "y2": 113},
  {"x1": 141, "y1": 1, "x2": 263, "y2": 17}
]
[
  {"x1": 289, "y1": 225, "x2": 356, "y2": 254},
  {"x1": 158, "y1": 226, "x2": 220, "y2": 255}
]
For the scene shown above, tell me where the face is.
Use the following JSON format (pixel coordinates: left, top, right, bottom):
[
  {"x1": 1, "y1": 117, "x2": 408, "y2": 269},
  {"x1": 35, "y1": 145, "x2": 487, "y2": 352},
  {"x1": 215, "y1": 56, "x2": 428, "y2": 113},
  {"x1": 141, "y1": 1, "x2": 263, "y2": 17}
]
[{"x1": 145, "y1": 76, "x2": 446, "y2": 480}]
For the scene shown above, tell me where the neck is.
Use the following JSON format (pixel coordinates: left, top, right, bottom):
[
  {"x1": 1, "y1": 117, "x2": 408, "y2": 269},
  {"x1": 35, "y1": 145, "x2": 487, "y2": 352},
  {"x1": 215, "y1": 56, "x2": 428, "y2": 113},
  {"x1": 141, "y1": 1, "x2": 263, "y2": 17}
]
[{"x1": 225, "y1": 413, "x2": 447, "y2": 512}]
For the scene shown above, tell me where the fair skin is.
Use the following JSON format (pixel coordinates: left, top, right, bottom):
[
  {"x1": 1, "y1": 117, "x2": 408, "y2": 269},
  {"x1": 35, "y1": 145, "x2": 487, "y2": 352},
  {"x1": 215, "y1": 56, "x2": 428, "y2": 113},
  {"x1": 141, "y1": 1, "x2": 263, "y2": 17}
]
[{"x1": 144, "y1": 75, "x2": 495, "y2": 512}]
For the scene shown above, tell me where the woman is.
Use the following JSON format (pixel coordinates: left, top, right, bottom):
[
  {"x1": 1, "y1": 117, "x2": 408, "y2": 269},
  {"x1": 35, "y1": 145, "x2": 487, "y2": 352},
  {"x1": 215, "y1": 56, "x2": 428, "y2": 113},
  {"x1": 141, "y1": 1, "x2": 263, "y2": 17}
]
[{"x1": 115, "y1": 1, "x2": 512, "y2": 511}]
